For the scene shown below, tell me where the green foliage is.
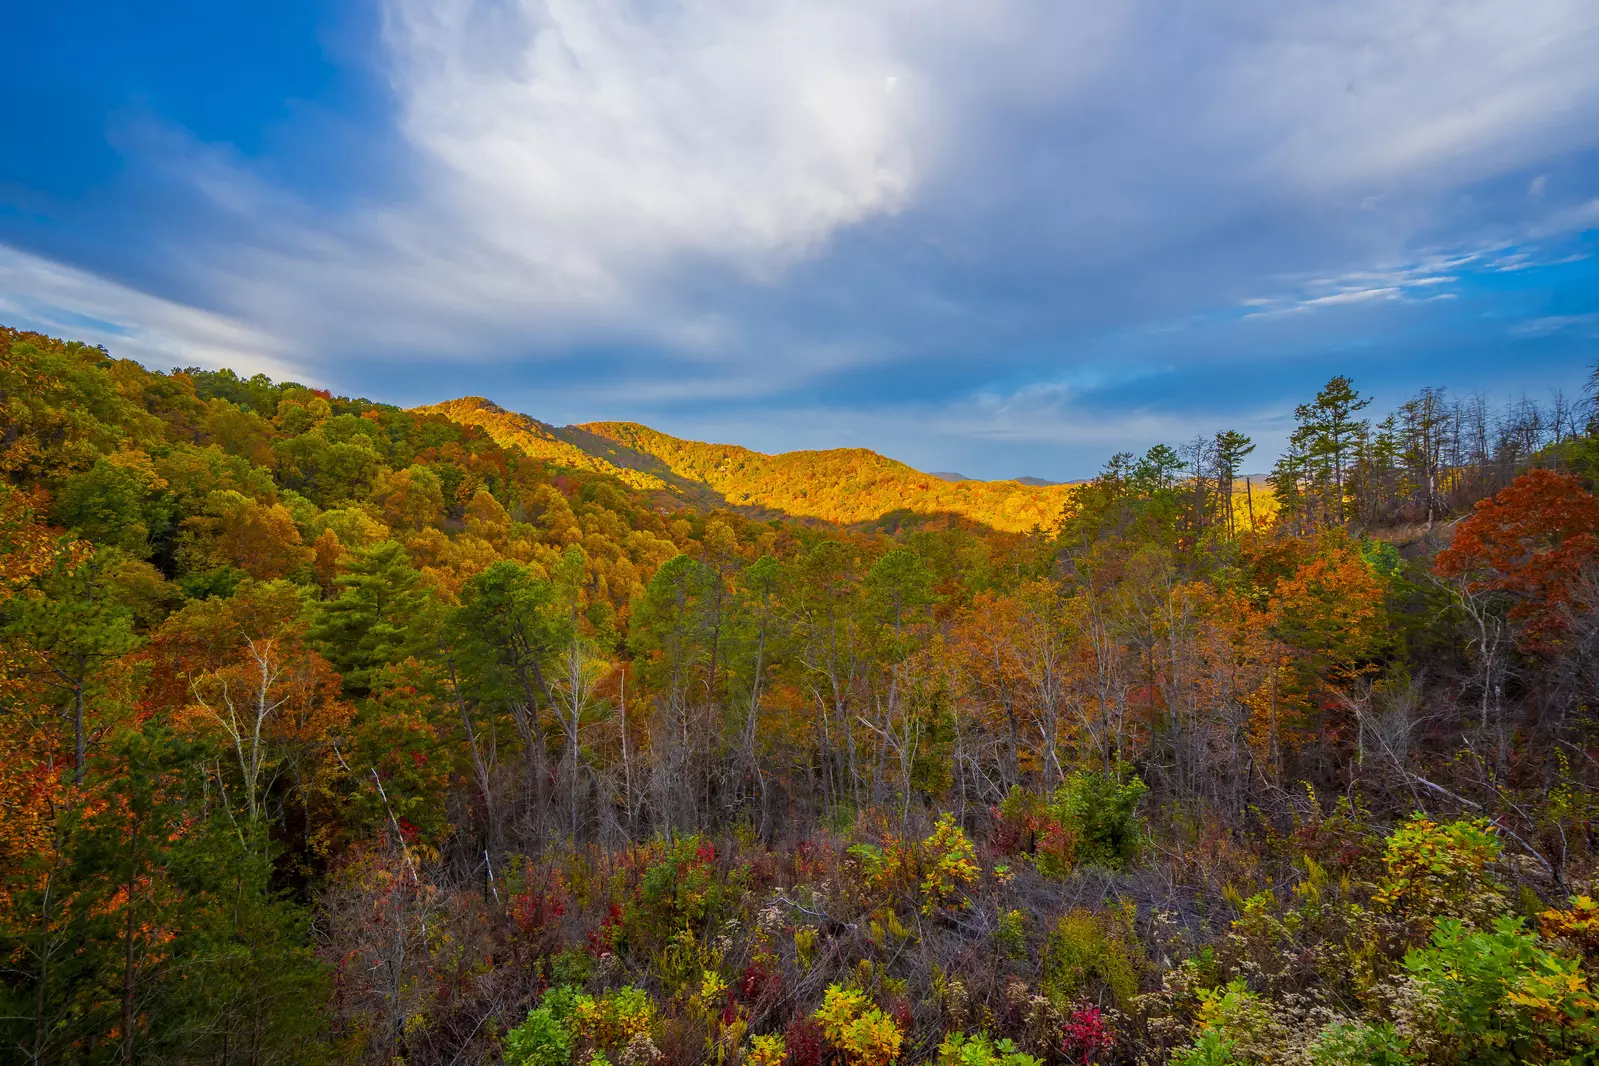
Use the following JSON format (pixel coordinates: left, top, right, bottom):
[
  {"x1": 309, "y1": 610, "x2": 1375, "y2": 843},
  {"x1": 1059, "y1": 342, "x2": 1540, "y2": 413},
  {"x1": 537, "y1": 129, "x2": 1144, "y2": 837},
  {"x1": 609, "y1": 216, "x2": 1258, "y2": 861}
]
[
  {"x1": 1041, "y1": 909, "x2": 1143, "y2": 1010},
  {"x1": 920, "y1": 813, "x2": 980, "y2": 915},
  {"x1": 1307, "y1": 1021, "x2": 1411, "y2": 1066},
  {"x1": 505, "y1": 1001, "x2": 574, "y2": 1066},
  {"x1": 1057, "y1": 767, "x2": 1148, "y2": 868},
  {"x1": 1374, "y1": 815, "x2": 1504, "y2": 924},
  {"x1": 935, "y1": 1031, "x2": 1043, "y2": 1066},
  {"x1": 814, "y1": 984, "x2": 904, "y2": 1065},
  {"x1": 1402, "y1": 916, "x2": 1599, "y2": 1064},
  {"x1": 52, "y1": 457, "x2": 171, "y2": 557},
  {"x1": 1171, "y1": 980, "x2": 1282, "y2": 1066},
  {"x1": 310, "y1": 539, "x2": 435, "y2": 693}
]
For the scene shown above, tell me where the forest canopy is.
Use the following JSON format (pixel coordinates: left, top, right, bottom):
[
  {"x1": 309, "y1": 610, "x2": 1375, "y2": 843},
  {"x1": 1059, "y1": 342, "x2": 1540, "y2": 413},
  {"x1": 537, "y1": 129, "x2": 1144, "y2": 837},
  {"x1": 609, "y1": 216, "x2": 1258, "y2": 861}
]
[{"x1": 3, "y1": 324, "x2": 1599, "y2": 1065}]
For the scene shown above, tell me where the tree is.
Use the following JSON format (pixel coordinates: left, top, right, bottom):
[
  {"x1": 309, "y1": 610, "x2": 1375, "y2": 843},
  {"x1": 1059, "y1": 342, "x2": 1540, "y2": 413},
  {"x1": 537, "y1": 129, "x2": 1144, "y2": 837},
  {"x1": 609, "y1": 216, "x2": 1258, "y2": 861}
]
[
  {"x1": 454, "y1": 561, "x2": 562, "y2": 804},
  {"x1": 1212, "y1": 430, "x2": 1255, "y2": 537},
  {"x1": 311, "y1": 539, "x2": 435, "y2": 694},
  {"x1": 1435, "y1": 468, "x2": 1599, "y2": 653},
  {"x1": 1296, "y1": 376, "x2": 1372, "y2": 523}
]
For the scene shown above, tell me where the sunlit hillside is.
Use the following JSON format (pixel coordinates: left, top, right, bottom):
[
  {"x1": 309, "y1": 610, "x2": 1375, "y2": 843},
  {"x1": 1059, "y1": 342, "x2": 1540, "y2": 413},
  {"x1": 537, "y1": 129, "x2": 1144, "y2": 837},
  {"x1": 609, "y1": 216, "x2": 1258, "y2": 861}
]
[
  {"x1": 419, "y1": 398, "x2": 1076, "y2": 531},
  {"x1": 579, "y1": 420, "x2": 1074, "y2": 532},
  {"x1": 414, "y1": 398, "x2": 670, "y2": 493}
]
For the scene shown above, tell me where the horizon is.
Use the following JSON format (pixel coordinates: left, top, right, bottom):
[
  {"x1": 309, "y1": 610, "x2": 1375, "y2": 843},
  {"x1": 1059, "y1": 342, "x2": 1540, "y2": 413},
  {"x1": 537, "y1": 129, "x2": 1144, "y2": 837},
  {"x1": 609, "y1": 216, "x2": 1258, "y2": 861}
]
[{"x1": 4, "y1": 0, "x2": 1598, "y2": 480}]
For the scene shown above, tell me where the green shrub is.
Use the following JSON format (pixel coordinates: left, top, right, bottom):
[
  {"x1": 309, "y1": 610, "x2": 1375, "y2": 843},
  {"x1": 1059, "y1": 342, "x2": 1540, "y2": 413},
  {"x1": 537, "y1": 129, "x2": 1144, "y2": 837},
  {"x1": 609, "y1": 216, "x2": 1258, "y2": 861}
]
[
  {"x1": 1373, "y1": 815, "x2": 1503, "y2": 925},
  {"x1": 1307, "y1": 1021, "x2": 1410, "y2": 1065},
  {"x1": 1401, "y1": 916, "x2": 1599, "y2": 1063},
  {"x1": 504, "y1": 1000, "x2": 574, "y2": 1066},
  {"x1": 1041, "y1": 908, "x2": 1142, "y2": 1010},
  {"x1": 1058, "y1": 767, "x2": 1148, "y2": 868},
  {"x1": 935, "y1": 1030, "x2": 1043, "y2": 1066},
  {"x1": 1170, "y1": 980, "x2": 1286, "y2": 1066}
]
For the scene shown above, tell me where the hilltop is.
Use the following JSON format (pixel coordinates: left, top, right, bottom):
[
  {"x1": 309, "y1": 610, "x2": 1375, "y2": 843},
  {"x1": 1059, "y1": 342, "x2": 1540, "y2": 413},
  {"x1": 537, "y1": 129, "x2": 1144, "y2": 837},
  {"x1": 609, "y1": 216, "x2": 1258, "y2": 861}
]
[{"x1": 419, "y1": 397, "x2": 1074, "y2": 532}]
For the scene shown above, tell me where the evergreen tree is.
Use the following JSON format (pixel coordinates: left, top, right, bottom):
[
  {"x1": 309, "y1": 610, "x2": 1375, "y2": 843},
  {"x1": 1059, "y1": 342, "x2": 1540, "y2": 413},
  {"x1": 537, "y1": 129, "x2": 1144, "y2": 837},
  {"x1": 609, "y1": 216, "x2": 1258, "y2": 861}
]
[{"x1": 310, "y1": 539, "x2": 433, "y2": 694}]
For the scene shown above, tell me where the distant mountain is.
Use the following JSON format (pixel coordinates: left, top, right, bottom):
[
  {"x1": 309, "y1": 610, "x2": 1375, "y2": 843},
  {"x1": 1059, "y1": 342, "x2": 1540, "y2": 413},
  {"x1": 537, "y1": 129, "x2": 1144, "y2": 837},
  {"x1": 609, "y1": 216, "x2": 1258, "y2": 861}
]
[
  {"x1": 417, "y1": 398, "x2": 1072, "y2": 532},
  {"x1": 1013, "y1": 476, "x2": 1059, "y2": 487},
  {"x1": 929, "y1": 471, "x2": 970, "y2": 482}
]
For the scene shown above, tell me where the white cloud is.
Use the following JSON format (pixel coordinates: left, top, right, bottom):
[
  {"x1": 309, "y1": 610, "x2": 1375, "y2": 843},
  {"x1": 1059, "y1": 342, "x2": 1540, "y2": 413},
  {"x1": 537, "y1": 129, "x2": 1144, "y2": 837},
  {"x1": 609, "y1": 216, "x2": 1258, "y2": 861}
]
[
  {"x1": 3, "y1": 0, "x2": 1599, "y2": 415},
  {"x1": 0, "y1": 245, "x2": 306, "y2": 380}
]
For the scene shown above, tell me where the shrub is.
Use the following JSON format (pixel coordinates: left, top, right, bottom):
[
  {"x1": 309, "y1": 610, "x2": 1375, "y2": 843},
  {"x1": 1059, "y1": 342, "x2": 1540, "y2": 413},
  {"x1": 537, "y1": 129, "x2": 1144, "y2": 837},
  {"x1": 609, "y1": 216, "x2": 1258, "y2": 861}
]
[
  {"x1": 568, "y1": 986, "x2": 656, "y2": 1057},
  {"x1": 935, "y1": 1031, "x2": 1042, "y2": 1066},
  {"x1": 814, "y1": 984, "x2": 905, "y2": 1065},
  {"x1": 992, "y1": 768, "x2": 1148, "y2": 877},
  {"x1": 919, "y1": 814, "x2": 980, "y2": 916},
  {"x1": 1306, "y1": 1021, "x2": 1410, "y2": 1066},
  {"x1": 1170, "y1": 980, "x2": 1287, "y2": 1066},
  {"x1": 1373, "y1": 815, "x2": 1503, "y2": 925},
  {"x1": 1060, "y1": 1003, "x2": 1116, "y2": 1065},
  {"x1": 747, "y1": 1033, "x2": 787, "y2": 1066},
  {"x1": 1058, "y1": 767, "x2": 1148, "y2": 868},
  {"x1": 1400, "y1": 916, "x2": 1599, "y2": 1063},
  {"x1": 504, "y1": 1000, "x2": 574, "y2": 1066},
  {"x1": 1041, "y1": 909, "x2": 1142, "y2": 1010},
  {"x1": 783, "y1": 1017, "x2": 824, "y2": 1066}
]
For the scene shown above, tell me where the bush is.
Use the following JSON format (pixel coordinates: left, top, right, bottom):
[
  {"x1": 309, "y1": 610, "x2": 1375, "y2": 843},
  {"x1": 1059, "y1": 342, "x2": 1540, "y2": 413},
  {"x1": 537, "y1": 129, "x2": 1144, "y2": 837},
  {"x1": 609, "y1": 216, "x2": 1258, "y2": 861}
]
[
  {"x1": 935, "y1": 1031, "x2": 1042, "y2": 1066},
  {"x1": 1058, "y1": 767, "x2": 1148, "y2": 868},
  {"x1": 503, "y1": 1001, "x2": 573, "y2": 1066},
  {"x1": 1400, "y1": 916, "x2": 1599, "y2": 1063},
  {"x1": 1373, "y1": 815, "x2": 1503, "y2": 925},
  {"x1": 814, "y1": 985, "x2": 905, "y2": 1065},
  {"x1": 1306, "y1": 1021, "x2": 1409, "y2": 1066},
  {"x1": 1042, "y1": 909, "x2": 1143, "y2": 1010},
  {"x1": 920, "y1": 814, "x2": 980, "y2": 915},
  {"x1": 1170, "y1": 980, "x2": 1286, "y2": 1066},
  {"x1": 993, "y1": 768, "x2": 1148, "y2": 877}
]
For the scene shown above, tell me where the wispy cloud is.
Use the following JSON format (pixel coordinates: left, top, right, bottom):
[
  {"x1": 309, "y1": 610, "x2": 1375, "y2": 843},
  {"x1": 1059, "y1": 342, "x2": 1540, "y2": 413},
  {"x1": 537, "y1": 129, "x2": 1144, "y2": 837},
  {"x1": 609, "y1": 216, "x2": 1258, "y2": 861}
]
[
  {"x1": 0, "y1": 245, "x2": 304, "y2": 380},
  {"x1": 1509, "y1": 312, "x2": 1599, "y2": 338},
  {"x1": 0, "y1": 0, "x2": 1596, "y2": 469}
]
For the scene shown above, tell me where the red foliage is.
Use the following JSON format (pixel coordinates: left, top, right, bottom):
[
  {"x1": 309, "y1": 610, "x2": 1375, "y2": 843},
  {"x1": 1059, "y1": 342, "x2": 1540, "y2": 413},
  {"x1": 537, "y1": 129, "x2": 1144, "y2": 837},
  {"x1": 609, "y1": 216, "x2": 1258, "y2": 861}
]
[
  {"x1": 1061, "y1": 1003, "x2": 1116, "y2": 1065},
  {"x1": 510, "y1": 881, "x2": 568, "y2": 938},
  {"x1": 1435, "y1": 468, "x2": 1599, "y2": 650},
  {"x1": 588, "y1": 901, "x2": 624, "y2": 955},
  {"x1": 783, "y1": 1017, "x2": 824, "y2": 1066}
]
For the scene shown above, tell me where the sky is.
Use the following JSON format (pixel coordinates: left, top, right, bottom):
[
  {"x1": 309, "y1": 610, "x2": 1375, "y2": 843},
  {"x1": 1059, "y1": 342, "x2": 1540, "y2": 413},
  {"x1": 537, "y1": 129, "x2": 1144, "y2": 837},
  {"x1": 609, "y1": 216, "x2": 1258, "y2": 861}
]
[{"x1": 3, "y1": 0, "x2": 1598, "y2": 480}]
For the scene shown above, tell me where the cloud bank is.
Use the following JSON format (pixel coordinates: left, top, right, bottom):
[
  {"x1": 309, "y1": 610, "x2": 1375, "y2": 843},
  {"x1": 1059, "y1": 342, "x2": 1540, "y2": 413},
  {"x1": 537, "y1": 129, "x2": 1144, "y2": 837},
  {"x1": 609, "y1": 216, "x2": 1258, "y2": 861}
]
[{"x1": 1, "y1": 0, "x2": 1597, "y2": 474}]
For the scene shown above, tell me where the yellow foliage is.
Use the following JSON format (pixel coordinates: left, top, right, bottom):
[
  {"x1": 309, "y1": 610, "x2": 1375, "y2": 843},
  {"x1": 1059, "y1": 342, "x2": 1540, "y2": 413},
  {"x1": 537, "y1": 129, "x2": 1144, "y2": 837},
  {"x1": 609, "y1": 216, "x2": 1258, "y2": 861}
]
[{"x1": 814, "y1": 985, "x2": 904, "y2": 1066}]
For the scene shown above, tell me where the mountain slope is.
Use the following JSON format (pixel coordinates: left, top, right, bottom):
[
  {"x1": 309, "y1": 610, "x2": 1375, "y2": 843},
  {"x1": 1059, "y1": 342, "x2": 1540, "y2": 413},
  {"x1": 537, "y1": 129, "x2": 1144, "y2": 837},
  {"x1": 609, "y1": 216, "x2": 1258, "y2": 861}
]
[
  {"x1": 416, "y1": 398, "x2": 1072, "y2": 531},
  {"x1": 578, "y1": 421, "x2": 1072, "y2": 532},
  {"x1": 413, "y1": 397, "x2": 660, "y2": 487}
]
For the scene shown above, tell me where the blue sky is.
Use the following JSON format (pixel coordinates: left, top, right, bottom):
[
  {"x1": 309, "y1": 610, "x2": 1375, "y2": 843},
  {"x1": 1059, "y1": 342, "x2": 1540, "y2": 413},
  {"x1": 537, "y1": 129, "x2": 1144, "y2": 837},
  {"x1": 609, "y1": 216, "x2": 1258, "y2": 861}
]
[{"x1": 3, "y1": 0, "x2": 1598, "y2": 480}]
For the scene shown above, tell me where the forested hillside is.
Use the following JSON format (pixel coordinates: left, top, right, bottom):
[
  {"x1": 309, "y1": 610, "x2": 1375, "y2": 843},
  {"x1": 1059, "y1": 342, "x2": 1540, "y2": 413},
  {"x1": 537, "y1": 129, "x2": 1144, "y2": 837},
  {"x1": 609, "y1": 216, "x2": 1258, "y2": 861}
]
[
  {"x1": 410, "y1": 395, "x2": 1076, "y2": 532},
  {"x1": 4, "y1": 324, "x2": 1599, "y2": 1066},
  {"x1": 577, "y1": 421, "x2": 1074, "y2": 531}
]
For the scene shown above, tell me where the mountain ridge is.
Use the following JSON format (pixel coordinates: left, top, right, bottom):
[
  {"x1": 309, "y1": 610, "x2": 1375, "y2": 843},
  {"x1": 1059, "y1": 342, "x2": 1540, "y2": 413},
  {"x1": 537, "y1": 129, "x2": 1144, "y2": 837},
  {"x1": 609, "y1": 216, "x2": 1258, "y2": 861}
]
[{"x1": 415, "y1": 397, "x2": 1073, "y2": 532}]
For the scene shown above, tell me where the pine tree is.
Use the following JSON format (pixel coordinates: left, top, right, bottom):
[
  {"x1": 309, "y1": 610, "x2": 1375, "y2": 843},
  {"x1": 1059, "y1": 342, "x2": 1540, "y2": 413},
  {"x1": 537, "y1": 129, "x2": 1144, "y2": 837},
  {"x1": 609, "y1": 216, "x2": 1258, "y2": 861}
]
[{"x1": 310, "y1": 539, "x2": 433, "y2": 693}]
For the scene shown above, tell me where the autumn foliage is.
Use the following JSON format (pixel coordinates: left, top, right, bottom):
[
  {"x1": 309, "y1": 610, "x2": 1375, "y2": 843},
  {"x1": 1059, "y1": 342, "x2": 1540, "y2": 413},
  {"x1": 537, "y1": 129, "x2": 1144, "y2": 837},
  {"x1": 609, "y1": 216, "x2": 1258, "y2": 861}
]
[{"x1": 4, "y1": 324, "x2": 1599, "y2": 1065}]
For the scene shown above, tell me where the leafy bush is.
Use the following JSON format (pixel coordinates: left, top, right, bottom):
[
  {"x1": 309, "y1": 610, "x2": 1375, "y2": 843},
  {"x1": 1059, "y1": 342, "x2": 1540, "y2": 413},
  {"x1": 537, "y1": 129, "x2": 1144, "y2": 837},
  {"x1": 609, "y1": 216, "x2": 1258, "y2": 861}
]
[
  {"x1": 746, "y1": 1032, "x2": 786, "y2": 1066},
  {"x1": 814, "y1": 985, "x2": 904, "y2": 1065},
  {"x1": 1170, "y1": 980, "x2": 1286, "y2": 1066},
  {"x1": 920, "y1": 814, "x2": 980, "y2": 915},
  {"x1": 1042, "y1": 909, "x2": 1143, "y2": 1010},
  {"x1": 935, "y1": 1031, "x2": 1042, "y2": 1066},
  {"x1": 1058, "y1": 767, "x2": 1148, "y2": 868},
  {"x1": 1373, "y1": 815, "x2": 1503, "y2": 925},
  {"x1": 504, "y1": 997, "x2": 574, "y2": 1066},
  {"x1": 1306, "y1": 1021, "x2": 1410, "y2": 1066},
  {"x1": 569, "y1": 985, "x2": 656, "y2": 1053},
  {"x1": 993, "y1": 768, "x2": 1147, "y2": 877},
  {"x1": 1400, "y1": 916, "x2": 1599, "y2": 1063},
  {"x1": 1060, "y1": 1003, "x2": 1116, "y2": 1065}
]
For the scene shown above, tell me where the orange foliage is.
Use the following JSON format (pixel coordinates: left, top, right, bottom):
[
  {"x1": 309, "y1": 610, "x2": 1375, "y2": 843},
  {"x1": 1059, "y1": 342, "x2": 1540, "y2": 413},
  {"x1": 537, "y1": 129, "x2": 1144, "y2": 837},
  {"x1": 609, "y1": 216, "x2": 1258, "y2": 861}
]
[{"x1": 1435, "y1": 468, "x2": 1599, "y2": 650}]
